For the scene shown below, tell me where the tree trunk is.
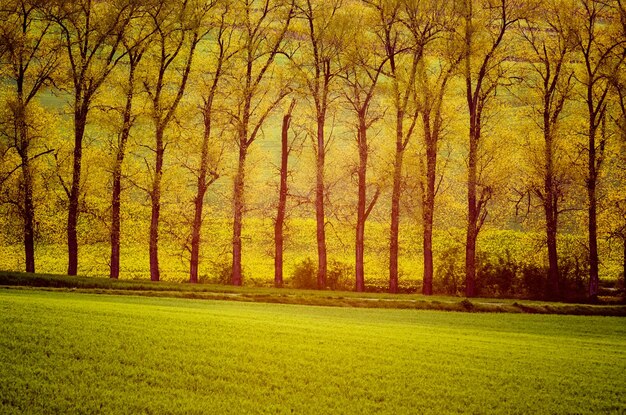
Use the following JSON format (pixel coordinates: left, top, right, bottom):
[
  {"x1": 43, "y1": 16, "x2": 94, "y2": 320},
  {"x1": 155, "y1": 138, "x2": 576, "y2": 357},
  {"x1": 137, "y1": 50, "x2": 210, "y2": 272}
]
[
  {"x1": 422, "y1": 118, "x2": 436, "y2": 296},
  {"x1": 422, "y1": 174, "x2": 435, "y2": 295},
  {"x1": 68, "y1": 109, "x2": 86, "y2": 276},
  {"x1": 190, "y1": 180, "x2": 204, "y2": 284},
  {"x1": 21, "y1": 152, "x2": 35, "y2": 274},
  {"x1": 110, "y1": 162, "x2": 122, "y2": 280},
  {"x1": 232, "y1": 144, "x2": 247, "y2": 286},
  {"x1": 465, "y1": 132, "x2": 478, "y2": 297},
  {"x1": 316, "y1": 118, "x2": 327, "y2": 289},
  {"x1": 546, "y1": 212, "x2": 559, "y2": 299},
  {"x1": 17, "y1": 100, "x2": 35, "y2": 274},
  {"x1": 274, "y1": 108, "x2": 292, "y2": 288},
  {"x1": 355, "y1": 116, "x2": 367, "y2": 293},
  {"x1": 587, "y1": 123, "x2": 599, "y2": 299},
  {"x1": 543, "y1": 124, "x2": 560, "y2": 299},
  {"x1": 190, "y1": 116, "x2": 213, "y2": 284},
  {"x1": 149, "y1": 127, "x2": 164, "y2": 282},
  {"x1": 110, "y1": 67, "x2": 135, "y2": 280},
  {"x1": 622, "y1": 236, "x2": 626, "y2": 292},
  {"x1": 389, "y1": 109, "x2": 404, "y2": 294}
]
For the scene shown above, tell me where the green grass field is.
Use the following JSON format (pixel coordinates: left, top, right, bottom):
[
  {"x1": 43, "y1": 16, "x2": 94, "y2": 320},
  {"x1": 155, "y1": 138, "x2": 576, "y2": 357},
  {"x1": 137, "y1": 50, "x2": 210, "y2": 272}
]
[{"x1": 1, "y1": 289, "x2": 625, "y2": 414}]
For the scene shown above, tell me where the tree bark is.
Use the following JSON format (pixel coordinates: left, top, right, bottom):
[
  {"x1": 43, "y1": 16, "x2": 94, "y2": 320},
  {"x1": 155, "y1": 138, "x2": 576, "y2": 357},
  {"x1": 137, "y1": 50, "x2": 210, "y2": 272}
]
[
  {"x1": 389, "y1": 106, "x2": 404, "y2": 294},
  {"x1": 16, "y1": 98, "x2": 35, "y2": 274},
  {"x1": 190, "y1": 109, "x2": 216, "y2": 284},
  {"x1": 274, "y1": 105, "x2": 293, "y2": 288},
  {"x1": 622, "y1": 236, "x2": 626, "y2": 292},
  {"x1": 355, "y1": 115, "x2": 368, "y2": 292},
  {"x1": 110, "y1": 63, "x2": 136, "y2": 280},
  {"x1": 149, "y1": 127, "x2": 164, "y2": 282},
  {"x1": 232, "y1": 144, "x2": 247, "y2": 286},
  {"x1": 189, "y1": 179, "x2": 204, "y2": 284},
  {"x1": 422, "y1": 126, "x2": 436, "y2": 296},
  {"x1": 110, "y1": 161, "x2": 122, "y2": 279},
  {"x1": 67, "y1": 108, "x2": 86, "y2": 276},
  {"x1": 544, "y1": 132, "x2": 560, "y2": 299},
  {"x1": 189, "y1": 124, "x2": 213, "y2": 284},
  {"x1": 587, "y1": 118, "x2": 599, "y2": 299},
  {"x1": 465, "y1": 128, "x2": 478, "y2": 297},
  {"x1": 20, "y1": 147, "x2": 35, "y2": 274},
  {"x1": 545, "y1": 209, "x2": 559, "y2": 299},
  {"x1": 315, "y1": 117, "x2": 327, "y2": 289}
]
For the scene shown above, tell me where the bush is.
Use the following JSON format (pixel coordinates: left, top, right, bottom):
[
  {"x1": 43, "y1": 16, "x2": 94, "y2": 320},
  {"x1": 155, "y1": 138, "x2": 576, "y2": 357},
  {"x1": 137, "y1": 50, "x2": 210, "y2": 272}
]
[
  {"x1": 199, "y1": 258, "x2": 242, "y2": 285},
  {"x1": 432, "y1": 238, "x2": 591, "y2": 300},
  {"x1": 290, "y1": 258, "x2": 355, "y2": 291},
  {"x1": 327, "y1": 260, "x2": 353, "y2": 291},
  {"x1": 290, "y1": 258, "x2": 317, "y2": 289},
  {"x1": 558, "y1": 252, "x2": 588, "y2": 301},
  {"x1": 434, "y1": 246, "x2": 464, "y2": 295},
  {"x1": 520, "y1": 264, "x2": 546, "y2": 298},
  {"x1": 476, "y1": 250, "x2": 519, "y2": 297}
]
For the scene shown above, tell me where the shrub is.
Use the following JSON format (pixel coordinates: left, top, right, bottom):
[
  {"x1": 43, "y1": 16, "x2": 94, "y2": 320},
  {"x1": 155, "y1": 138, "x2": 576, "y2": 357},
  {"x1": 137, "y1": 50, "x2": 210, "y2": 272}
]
[
  {"x1": 558, "y1": 252, "x2": 588, "y2": 301},
  {"x1": 200, "y1": 258, "x2": 242, "y2": 285},
  {"x1": 434, "y1": 246, "x2": 464, "y2": 295},
  {"x1": 290, "y1": 258, "x2": 317, "y2": 289},
  {"x1": 327, "y1": 260, "x2": 353, "y2": 291},
  {"x1": 476, "y1": 250, "x2": 519, "y2": 297},
  {"x1": 520, "y1": 264, "x2": 546, "y2": 298}
]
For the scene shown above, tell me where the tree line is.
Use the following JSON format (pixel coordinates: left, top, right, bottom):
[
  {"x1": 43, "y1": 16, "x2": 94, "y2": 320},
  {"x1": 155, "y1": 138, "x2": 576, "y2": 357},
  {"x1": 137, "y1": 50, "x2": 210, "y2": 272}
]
[{"x1": 0, "y1": 0, "x2": 625, "y2": 300}]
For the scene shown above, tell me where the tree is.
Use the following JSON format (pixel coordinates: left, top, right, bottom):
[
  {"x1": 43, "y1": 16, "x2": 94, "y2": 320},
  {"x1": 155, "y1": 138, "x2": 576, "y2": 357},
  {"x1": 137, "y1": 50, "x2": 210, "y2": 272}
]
[
  {"x1": 189, "y1": 3, "x2": 233, "y2": 284},
  {"x1": 366, "y1": 0, "x2": 419, "y2": 293},
  {"x1": 572, "y1": 0, "x2": 626, "y2": 299},
  {"x1": 141, "y1": 0, "x2": 209, "y2": 282},
  {"x1": 460, "y1": 0, "x2": 522, "y2": 297},
  {"x1": 607, "y1": 2, "x2": 626, "y2": 290},
  {"x1": 518, "y1": 1, "x2": 576, "y2": 299},
  {"x1": 109, "y1": 6, "x2": 153, "y2": 279},
  {"x1": 274, "y1": 100, "x2": 297, "y2": 288},
  {"x1": 408, "y1": 0, "x2": 461, "y2": 295},
  {"x1": 339, "y1": 7, "x2": 385, "y2": 292},
  {"x1": 228, "y1": 0, "x2": 294, "y2": 286},
  {"x1": 0, "y1": 0, "x2": 57, "y2": 273},
  {"x1": 48, "y1": 0, "x2": 135, "y2": 276},
  {"x1": 294, "y1": 0, "x2": 344, "y2": 289}
]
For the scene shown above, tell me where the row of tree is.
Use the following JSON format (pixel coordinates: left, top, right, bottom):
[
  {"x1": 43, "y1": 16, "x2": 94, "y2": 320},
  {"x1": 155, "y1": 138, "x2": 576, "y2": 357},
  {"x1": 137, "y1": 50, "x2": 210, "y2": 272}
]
[{"x1": 0, "y1": 0, "x2": 624, "y2": 299}]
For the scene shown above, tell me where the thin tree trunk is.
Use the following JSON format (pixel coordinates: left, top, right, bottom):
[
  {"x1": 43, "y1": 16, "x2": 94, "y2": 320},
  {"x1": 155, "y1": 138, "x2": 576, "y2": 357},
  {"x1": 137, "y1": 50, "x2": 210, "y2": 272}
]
[
  {"x1": 190, "y1": 119, "x2": 212, "y2": 284},
  {"x1": 587, "y1": 122, "x2": 599, "y2": 299},
  {"x1": 189, "y1": 191, "x2": 203, "y2": 283},
  {"x1": 546, "y1": 215, "x2": 559, "y2": 298},
  {"x1": 21, "y1": 152, "x2": 35, "y2": 274},
  {"x1": 316, "y1": 118, "x2": 327, "y2": 289},
  {"x1": 422, "y1": 134, "x2": 436, "y2": 296},
  {"x1": 16, "y1": 99, "x2": 35, "y2": 274},
  {"x1": 110, "y1": 65, "x2": 136, "y2": 280},
  {"x1": 544, "y1": 133, "x2": 560, "y2": 299},
  {"x1": 355, "y1": 116, "x2": 367, "y2": 292},
  {"x1": 275, "y1": 106, "x2": 293, "y2": 288},
  {"x1": 110, "y1": 163, "x2": 121, "y2": 279},
  {"x1": 232, "y1": 144, "x2": 247, "y2": 286},
  {"x1": 389, "y1": 111, "x2": 404, "y2": 294},
  {"x1": 149, "y1": 127, "x2": 164, "y2": 282},
  {"x1": 622, "y1": 237, "x2": 626, "y2": 292},
  {"x1": 465, "y1": 130, "x2": 478, "y2": 297},
  {"x1": 68, "y1": 109, "x2": 86, "y2": 276}
]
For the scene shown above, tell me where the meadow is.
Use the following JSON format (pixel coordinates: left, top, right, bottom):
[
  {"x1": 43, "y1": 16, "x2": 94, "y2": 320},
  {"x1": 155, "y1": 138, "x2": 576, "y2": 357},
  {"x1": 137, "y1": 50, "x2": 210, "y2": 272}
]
[{"x1": 1, "y1": 289, "x2": 625, "y2": 414}]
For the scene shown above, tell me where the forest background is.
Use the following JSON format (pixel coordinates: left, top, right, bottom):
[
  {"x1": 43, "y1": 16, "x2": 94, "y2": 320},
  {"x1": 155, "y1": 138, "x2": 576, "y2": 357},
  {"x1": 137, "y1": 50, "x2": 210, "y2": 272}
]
[{"x1": 0, "y1": 0, "x2": 624, "y2": 300}]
